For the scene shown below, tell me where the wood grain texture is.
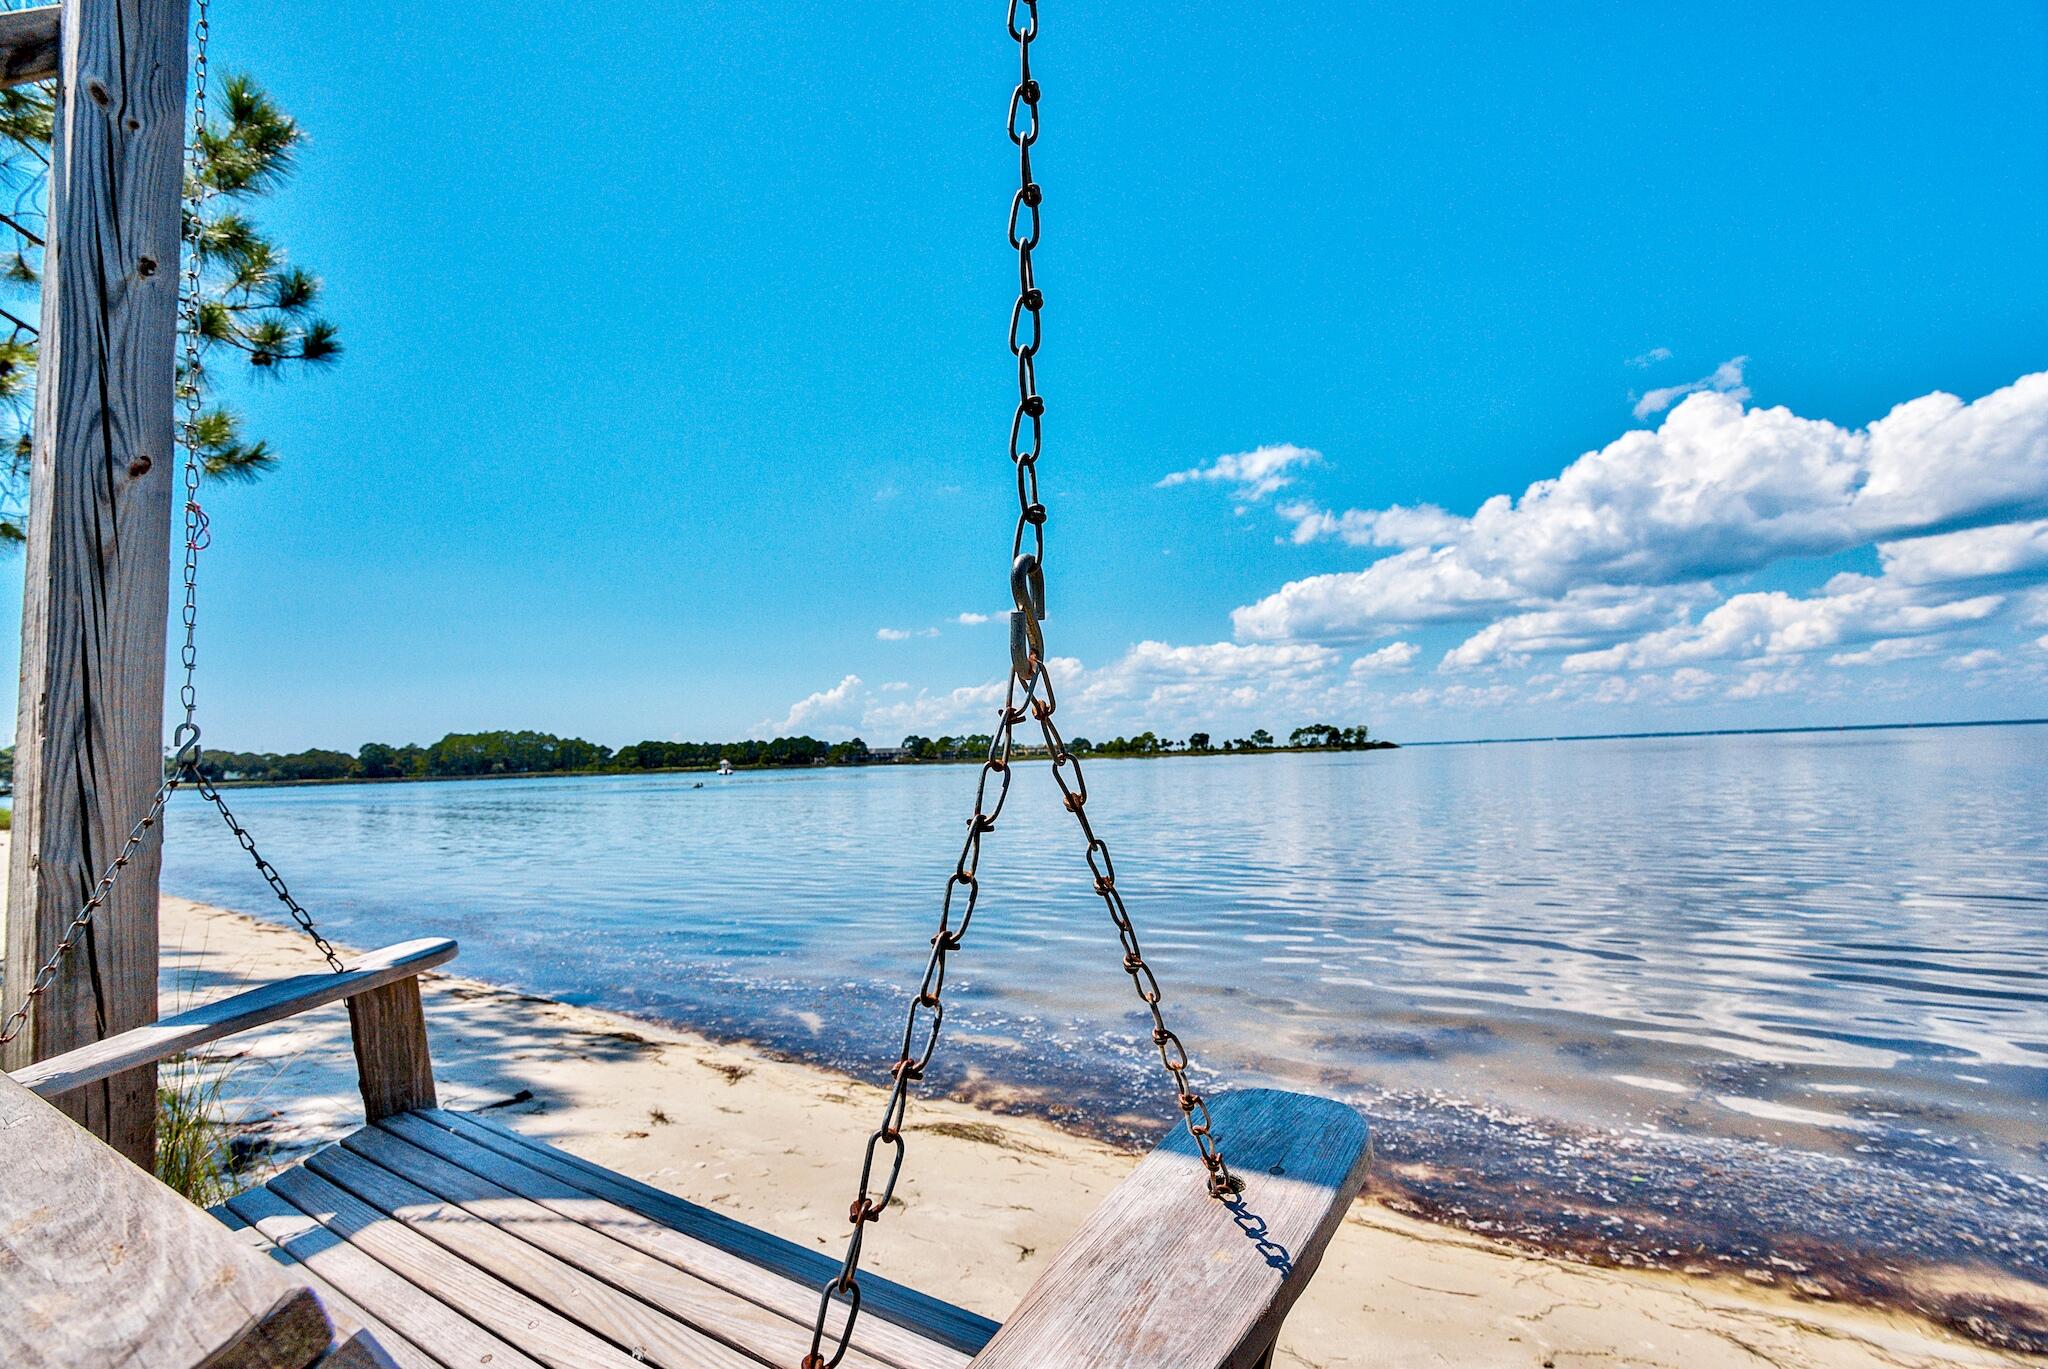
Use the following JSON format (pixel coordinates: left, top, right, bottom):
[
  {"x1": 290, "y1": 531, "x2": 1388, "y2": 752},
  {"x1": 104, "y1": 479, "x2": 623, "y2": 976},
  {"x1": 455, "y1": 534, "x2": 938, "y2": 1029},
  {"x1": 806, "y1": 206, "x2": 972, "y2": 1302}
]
[
  {"x1": 264, "y1": 1160, "x2": 652, "y2": 1369},
  {"x1": 215, "y1": 1202, "x2": 439, "y2": 1369},
  {"x1": 2, "y1": 0, "x2": 191, "y2": 1167},
  {"x1": 0, "y1": 5, "x2": 59, "y2": 86},
  {"x1": 347, "y1": 978, "x2": 438, "y2": 1122},
  {"x1": 968, "y1": 1089, "x2": 1371, "y2": 1369},
  {"x1": 385, "y1": 1112, "x2": 970, "y2": 1369},
  {"x1": 12, "y1": 939, "x2": 457, "y2": 1099},
  {"x1": 424, "y1": 1106, "x2": 1000, "y2": 1357},
  {"x1": 0, "y1": 1072, "x2": 335, "y2": 1368},
  {"x1": 225, "y1": 1182, "x2": 541, "y2": 1369},
  {"x1": 303, "y1": 1140, "x2": 764, "y2": 1369},
  {"x1": 350, "y1": 1120, "x2": 912, "y2": 1369}
]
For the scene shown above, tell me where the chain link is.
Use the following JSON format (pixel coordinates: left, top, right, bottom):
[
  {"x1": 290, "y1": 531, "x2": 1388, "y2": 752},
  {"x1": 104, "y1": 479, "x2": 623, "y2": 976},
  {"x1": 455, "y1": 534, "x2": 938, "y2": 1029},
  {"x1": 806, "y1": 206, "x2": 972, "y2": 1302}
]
[{"x1": 803, "y1": 6, "x2": 1236, "y2": 1362}]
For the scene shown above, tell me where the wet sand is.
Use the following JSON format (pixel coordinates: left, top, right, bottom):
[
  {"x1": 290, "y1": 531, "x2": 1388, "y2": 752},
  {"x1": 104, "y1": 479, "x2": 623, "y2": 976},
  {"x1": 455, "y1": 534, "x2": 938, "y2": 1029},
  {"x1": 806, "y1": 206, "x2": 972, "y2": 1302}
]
[{"x1": 145, "y1": 893, "x2": 2038, "y2": 1368}]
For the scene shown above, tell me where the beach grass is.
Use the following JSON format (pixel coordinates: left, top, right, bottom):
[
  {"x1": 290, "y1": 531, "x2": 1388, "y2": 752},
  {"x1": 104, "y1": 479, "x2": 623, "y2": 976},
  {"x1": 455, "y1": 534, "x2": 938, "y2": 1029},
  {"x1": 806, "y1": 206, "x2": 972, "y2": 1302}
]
[{"x1": 155, "y1": 1055, "x2": 241, "y2": 1208}]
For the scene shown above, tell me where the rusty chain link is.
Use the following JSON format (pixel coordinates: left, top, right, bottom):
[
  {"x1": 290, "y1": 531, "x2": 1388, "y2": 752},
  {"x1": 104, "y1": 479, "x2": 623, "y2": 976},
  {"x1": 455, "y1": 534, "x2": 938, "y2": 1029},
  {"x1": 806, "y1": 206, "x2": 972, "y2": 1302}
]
[
  {"x1": 803, "y1": 5, "x2": 1235, "y2": 1363},
  {"x1": 1027, "y1": 662, "x2": 1241, "y2": 1196},
  {"x1": 0, "y1": 1, "x2": 343, "y2": 1050}
]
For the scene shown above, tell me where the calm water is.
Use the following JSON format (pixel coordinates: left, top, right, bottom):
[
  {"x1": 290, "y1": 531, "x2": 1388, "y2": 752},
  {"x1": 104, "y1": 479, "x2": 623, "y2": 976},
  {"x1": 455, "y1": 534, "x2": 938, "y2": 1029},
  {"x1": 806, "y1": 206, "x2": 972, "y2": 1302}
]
[{"x1": 162, "y1": 724, "x2": 2048, "y2": 1307}]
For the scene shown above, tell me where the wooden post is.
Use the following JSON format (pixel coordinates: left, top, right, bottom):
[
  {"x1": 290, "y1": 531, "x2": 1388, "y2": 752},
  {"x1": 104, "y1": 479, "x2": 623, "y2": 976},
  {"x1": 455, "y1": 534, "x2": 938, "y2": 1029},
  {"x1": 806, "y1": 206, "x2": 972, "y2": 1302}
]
[
  {"x1": 346, "y1": 980, "x2": 439, "y2": 1122},
  {"x1": 2, "y1": 0, "x2": 190, "y2": 1169}
]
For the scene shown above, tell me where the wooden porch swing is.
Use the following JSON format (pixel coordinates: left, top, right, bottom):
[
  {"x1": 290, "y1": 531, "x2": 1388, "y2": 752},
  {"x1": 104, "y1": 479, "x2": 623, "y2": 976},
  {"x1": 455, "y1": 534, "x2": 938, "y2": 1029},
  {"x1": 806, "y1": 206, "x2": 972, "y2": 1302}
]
[{"x1": 0, "y1": 3, "x2": 1370, "y2": 1367}]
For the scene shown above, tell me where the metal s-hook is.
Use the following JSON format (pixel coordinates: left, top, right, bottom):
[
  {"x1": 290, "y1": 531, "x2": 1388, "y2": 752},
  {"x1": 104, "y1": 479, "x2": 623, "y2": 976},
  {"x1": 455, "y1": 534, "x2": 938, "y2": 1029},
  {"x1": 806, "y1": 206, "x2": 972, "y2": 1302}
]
[
  {"x1": 172, "y1": 721, "x2": 203, "y2": 771},
  {"x1": 1009, "y1": 553, "x2": 1045, "y2": 680}
]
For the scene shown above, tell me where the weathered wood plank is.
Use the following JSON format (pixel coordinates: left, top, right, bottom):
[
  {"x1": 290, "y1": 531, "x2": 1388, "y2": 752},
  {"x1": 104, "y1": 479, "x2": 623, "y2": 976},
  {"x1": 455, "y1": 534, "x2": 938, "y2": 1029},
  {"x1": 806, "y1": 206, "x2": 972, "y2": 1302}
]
[
  {"x1": 351, "y1": 1121, "x2": 913, "y2": 1369},
  {"x1": 3, "y1": 0, "x2": 192, "y2": 1169},
  {"x1": 0, "y1": 1072, "x2": 334, "y2": 1368},
  {"x1": 305, "y1": 1140, "x2": 766, "y2": 1369},
  {"x1": 0, "y1": 5, "x2": 59, "y2": 87},
  {"x1": 226, "y1": 1181, "x2": 539, "y2": 1369},
  {"x1": 422, "y1": 1107, "x2": 1000, "y2": 1357},
  {"x1": 967, "y1": 1089, "x2": 1370, "y2": 1369},
  {"x1": 12, "y1": 939, "x2": 457, "y2": 1099},
  {"x1": 215, "y1": 1201, "x2": 440, "y2": 1369},
  {"x1": 266, "y1": 1159, "x2": 655, "y2": 1369},
  {"x1": 385, "y1": 1112, "x2": 967, "y2": 1369},
  {"x1": 348, "y1": 978, "x2": 438, "y2": 1121}
]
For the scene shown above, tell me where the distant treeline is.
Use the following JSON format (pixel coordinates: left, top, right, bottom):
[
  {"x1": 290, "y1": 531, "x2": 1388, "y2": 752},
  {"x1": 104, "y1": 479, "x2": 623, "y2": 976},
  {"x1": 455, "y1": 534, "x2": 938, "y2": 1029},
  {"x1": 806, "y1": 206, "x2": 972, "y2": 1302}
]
[
  {"x1": 176, "y1": 723, "x2": 1391, "y2": 786},
  {"x1": 900, "y1": 724, "x2": 1384, "y2": 759},
  {"x1": 185, "y1": 731, "x2": 869, "y2": 784}
]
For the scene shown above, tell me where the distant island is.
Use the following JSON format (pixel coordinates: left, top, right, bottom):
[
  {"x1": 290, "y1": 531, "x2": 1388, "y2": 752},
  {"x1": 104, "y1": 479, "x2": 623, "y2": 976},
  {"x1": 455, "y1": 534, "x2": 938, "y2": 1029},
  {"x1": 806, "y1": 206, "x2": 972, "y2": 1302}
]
[{"x1": 84, "y1": 724, "x2": 1394, "y2": 787}]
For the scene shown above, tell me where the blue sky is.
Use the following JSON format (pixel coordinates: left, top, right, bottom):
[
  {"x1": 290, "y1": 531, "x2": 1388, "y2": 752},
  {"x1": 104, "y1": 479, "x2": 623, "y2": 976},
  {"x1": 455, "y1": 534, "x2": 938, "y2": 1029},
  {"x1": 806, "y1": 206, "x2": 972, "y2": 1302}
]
[{"x1": 5, "y1": 1, "x2": 2047, "y2": 749}]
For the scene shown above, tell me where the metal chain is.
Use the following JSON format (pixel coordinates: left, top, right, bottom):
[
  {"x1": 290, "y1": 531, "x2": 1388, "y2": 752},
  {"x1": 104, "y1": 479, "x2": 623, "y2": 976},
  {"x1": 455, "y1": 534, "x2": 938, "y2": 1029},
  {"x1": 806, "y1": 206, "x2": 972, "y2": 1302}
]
[
  {"x1": 170, "y1": 0, "x2": 340, "y2": 974},
  {"x1": 189, "y1": 772, "x2": 344, "y2": 971},
  {"x1": 801, "y1": 672, "x2": 1037, "y2": 1368},
  {"x1": 0, "y1": 779, "x2": 183, "y2": 1046},
  {"x1": 803, "y1": 6, "x2": 1234, "y2": 1363},
  {"x1": 1027, "y1": 662, "x2": 1241, "y2": 1195},
  {"x1": 0, "y1": 0, "x2": 341, "y2": 1048},
  {"x1": 175, "y1": 0, "x2": 212, "y2": 755}
]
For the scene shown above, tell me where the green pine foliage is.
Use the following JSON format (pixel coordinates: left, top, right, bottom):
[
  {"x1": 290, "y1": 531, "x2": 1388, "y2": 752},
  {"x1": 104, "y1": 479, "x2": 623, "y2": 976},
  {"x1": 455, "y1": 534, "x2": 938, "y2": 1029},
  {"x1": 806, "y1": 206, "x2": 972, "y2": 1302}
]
[{"x1": 0, "y1": 74, "x2": 339, "y2": 539}]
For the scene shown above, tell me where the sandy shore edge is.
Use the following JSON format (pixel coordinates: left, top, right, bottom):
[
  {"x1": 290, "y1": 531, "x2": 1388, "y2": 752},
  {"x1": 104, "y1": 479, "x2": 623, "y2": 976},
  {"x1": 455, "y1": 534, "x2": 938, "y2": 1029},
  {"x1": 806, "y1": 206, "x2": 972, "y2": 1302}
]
[{"x1": 113, "y1": 894, "x2": 2030, "y2": 1369}]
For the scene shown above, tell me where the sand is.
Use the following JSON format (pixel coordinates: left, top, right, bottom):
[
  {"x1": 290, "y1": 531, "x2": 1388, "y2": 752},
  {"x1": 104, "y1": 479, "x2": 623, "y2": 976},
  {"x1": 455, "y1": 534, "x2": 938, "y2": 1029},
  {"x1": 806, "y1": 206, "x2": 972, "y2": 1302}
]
[{"x1": 115, "y1": 892, "x2": 2028, "y2": 1369}]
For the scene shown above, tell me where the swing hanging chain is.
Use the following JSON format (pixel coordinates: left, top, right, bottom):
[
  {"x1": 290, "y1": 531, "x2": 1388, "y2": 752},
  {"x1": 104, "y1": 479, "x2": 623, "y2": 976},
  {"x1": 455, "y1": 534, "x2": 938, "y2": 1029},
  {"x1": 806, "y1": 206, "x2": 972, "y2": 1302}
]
[
  {"x1": 0, "y1": 779, "x2": 184, "y2": 1047},
  {"x1": 175, "y1": 0, "x2": 212, "y2": 754},
  {"x1": 1029, "y1": 661, "x2": 1240, "y2": 1195},
  {"x1": 0, "y1": 0, "x2": 343, "y2": 1046},
  {"x1": 804, "y1": 6, "x2": 1233, "y2": 1364},
  {"x1": 802, "y1": 668, "x2": 1037, "y2": 1369},
  {"x1": 172, "y1": 0, "x2": 341, "y2": 974},
  {"x1": 189, "y1": 771, "x2": 345, "y2": 971}
]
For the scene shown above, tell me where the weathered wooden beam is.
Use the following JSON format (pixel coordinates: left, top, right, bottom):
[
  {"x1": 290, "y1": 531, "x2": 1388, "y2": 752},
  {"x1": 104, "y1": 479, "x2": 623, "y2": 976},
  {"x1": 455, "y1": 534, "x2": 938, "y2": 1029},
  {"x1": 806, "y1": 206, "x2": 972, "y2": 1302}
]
[
  {"x1": 1, "y1": 0, "x2": 189, "y2": 1169},
  {"x1": 10, "y1": 938, "x2": 458, "y2": 1099},
  {"x1": 347, "y1": 977, "x2": 439, "y2": 1122},
  {"x1": 0, "y1": 5, "x2": 60, "y2": 88},
  {"x1": 0, "y1": 1071, "x2": 340, "y2": 1368},
  {"x1": 967, "y1": 1089, "x2": 1371, "y2": 1369}
]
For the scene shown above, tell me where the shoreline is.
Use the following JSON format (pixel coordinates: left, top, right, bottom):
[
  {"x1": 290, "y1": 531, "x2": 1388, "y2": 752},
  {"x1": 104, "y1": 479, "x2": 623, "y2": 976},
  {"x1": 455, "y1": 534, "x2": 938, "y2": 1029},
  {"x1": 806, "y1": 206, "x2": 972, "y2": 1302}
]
[
  {"x1": 180, "y1": 741, "x2": 1400, "y2": 791},
  {"x1": 148, "y1": 894, "x2": 2036, "y2": 1368}
]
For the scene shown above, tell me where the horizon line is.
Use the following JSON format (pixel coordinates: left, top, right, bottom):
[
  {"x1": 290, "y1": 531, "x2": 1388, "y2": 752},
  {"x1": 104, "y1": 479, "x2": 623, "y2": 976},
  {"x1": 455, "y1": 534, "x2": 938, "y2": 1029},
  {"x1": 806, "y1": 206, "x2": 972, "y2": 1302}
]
[{"x1": 1402, "y1": 716, "x2": 2048, "y2": 749}]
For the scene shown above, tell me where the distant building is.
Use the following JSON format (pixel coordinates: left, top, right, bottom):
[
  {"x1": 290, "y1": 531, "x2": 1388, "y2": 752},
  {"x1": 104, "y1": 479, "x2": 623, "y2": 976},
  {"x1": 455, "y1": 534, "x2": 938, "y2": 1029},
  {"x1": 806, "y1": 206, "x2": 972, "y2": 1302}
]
[{"x1": 865, "y1": 746, "x2": 910, "y2": 761}]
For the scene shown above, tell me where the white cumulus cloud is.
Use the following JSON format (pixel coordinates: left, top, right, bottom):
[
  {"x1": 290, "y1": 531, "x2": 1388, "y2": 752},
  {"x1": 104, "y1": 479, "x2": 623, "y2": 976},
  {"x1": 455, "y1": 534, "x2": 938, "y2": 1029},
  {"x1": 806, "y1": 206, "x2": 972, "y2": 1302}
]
[
  {"x1": 1351, "y1": 641, "x2": 1419, "y2": 673},
  {"x1": 1877, "y1": 519, "x2": 2048, "y2": 586},
  {"x1": 778, "y1": 674, "x2": 866, "y2": 734},
  {"x1": 1633, "y1": 355, "x2": 1750, "y2": 419},
  {"x1": 1563, "y1": 575, "x2": 2003, "y2": 673},
  {"x1": 1235, "y1": 370, "x2": 2048, "y2": 643},
  {"x1": 1157, "y1": 444, "x2": 1321, "y2": 502}
]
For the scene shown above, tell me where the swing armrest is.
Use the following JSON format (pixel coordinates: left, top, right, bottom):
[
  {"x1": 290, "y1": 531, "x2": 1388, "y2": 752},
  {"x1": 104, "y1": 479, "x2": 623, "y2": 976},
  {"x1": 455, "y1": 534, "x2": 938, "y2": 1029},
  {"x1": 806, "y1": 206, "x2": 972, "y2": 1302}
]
[
  {"x1": 971, "y1": 1089, "x2": 1370, "y2": 1369},
  {"x1": 8, "y1": 938, "x2": 457, "y2": 1100}
]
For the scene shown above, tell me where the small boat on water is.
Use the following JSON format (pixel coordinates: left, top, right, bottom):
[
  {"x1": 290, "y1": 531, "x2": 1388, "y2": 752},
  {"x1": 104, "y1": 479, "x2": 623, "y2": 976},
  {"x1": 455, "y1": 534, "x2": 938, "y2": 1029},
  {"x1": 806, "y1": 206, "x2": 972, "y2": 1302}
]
[{"x1": 718, "y1": 758, "x2": 735, "y2": 776}]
